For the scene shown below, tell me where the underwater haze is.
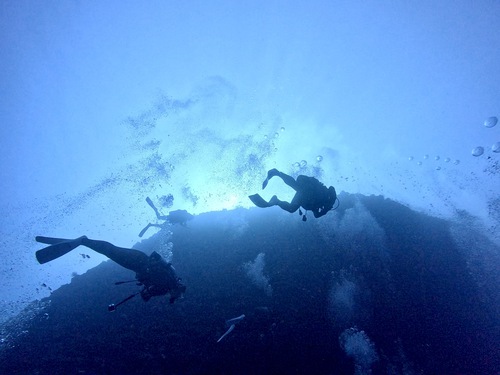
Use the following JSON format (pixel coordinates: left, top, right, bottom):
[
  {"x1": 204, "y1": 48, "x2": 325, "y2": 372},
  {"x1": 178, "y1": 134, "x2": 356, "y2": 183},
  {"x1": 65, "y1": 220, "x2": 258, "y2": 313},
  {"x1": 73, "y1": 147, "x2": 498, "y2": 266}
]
[{"x1": 0, "y1": 1, "x2": 499, "y2": 374}]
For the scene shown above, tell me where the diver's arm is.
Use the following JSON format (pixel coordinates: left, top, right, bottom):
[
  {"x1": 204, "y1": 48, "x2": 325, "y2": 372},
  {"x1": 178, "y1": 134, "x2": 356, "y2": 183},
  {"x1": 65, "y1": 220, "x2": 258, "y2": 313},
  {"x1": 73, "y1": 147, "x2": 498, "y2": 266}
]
[{"x1": 313, "y1": 207, "x2": 328, "y2": 218}]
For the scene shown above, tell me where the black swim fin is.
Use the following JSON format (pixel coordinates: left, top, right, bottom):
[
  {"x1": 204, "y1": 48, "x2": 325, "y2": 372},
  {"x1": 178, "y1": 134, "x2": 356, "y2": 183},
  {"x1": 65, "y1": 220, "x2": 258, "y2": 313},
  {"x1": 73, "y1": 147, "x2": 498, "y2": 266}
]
[
  {"x1": 262, "y1": 178, "x2": 269, "y2": 190},
  {"x1": 35, "y1": 236, "x2": 87, "y2": 264},
  {"x1": 35, "y1": 236, "x2": 72, "y2": 245},
  {"x1": 138, "y1": 223, "x2": 152, "y2": 238},
  {"x1": 248, "y1": 194, "x2": 272, "y2": 208},
  {"x1": 146, "y1": 196, "x2": 164, "y2": 220}
]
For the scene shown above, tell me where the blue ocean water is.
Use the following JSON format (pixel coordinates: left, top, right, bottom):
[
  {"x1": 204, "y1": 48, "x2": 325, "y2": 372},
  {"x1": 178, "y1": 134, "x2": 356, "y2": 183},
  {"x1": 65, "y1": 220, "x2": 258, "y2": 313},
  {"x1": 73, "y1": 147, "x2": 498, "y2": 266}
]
[{"x1": 1, "y1": 2, "x2": 500, "y2": 374}]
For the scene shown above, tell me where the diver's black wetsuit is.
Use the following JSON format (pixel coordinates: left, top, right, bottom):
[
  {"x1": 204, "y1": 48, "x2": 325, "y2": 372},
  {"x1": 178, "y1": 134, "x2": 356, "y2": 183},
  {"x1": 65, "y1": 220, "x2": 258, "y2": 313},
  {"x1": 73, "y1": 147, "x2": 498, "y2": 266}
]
[
  {"x1": 249, "y1": 169, "x2": 337, "y2": 220},
  {"x1": 280, "y1": 174, "x2": 335, "y2": 217},
  {"x1": 80, "y1": 238, "x2": 185, "y2": 303},
  {"x1": 35, "y1": 236, "x2": 185, "y2": 304}
]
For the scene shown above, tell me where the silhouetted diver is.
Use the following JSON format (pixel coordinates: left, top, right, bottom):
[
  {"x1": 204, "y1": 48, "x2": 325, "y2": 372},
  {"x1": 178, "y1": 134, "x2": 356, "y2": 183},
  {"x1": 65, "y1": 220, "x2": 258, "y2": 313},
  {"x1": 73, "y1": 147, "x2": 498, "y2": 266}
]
[
  {"x1": 139, "y1": 197, "x2": 194, "y2": 237},
  {"x1": 35, "y1": 236, "x2": 186, "y2": 308},
  {"x1": 249, "y1": 168, "x2": 338, "y2": 221}
]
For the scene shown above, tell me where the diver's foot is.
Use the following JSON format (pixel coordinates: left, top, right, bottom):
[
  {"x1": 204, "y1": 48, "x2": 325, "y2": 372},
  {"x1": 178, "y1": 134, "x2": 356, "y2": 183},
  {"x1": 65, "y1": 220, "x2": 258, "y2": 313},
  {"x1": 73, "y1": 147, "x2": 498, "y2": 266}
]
[
  {"x1": 77, "y1": 235, "x2": 88, "y2": 246},
  {"x1": 269, "y1": 195, "x2": 279, "y2": 205}
]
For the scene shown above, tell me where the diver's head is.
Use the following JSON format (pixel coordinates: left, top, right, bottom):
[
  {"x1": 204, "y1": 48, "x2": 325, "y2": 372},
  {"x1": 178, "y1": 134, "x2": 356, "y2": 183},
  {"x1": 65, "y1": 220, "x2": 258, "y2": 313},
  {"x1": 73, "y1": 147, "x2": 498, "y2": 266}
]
[
  {"x1": 328, "y1": 186, "x2": 337, "y2": 202},
  {"x1": 150, "y1": 251, "x2": 163, "y2": 261}
]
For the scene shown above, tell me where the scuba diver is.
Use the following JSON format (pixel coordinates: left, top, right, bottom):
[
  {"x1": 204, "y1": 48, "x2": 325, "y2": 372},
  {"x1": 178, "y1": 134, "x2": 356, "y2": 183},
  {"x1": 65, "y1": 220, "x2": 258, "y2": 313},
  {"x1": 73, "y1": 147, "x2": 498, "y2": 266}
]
[
  {"x1": 138, "y1": 197, "x2": 194, "y2": 237},
  {"x1": 249, "y1": 168, "x2": 338, "y2": 221},
  {"x1": 35, "y1": 235, "x2": 186, "y2": 309}
]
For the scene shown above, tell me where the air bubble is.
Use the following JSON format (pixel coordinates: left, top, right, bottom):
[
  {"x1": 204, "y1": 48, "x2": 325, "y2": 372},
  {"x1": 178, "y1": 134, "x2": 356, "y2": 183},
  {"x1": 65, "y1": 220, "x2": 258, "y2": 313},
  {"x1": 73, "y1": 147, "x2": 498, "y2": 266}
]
[
  {"x1": 423, "y1": 154, "x2": 429, "y2": 160},
  {"x1": 484, "y1": 116, "x2": 498, "y2": 128},
  {"x1": 492, "y1": 142, "x2": 500, "y2": 153},
  {"x1": 316, "y1": 155, "x2": 323, "y2": 162},
  {"x1": 472, "y1": 146, "x2": 484, "y2": 157},
  {"x1": 300, "y1": 160, "x2": 307, "y2": 168},
  {"x1": 280, "y1": 127, "x2": 285, "y2": 132},
  {"x1": 408, "y1": 156, "x2": 414, "y2": 161},
  {"x1": 274, "y1": 132, "x2": 279, "y2": 138},
  {"x1": 417, "y1": 161, "x2": 422, "y2": 166},
  {"x1": 434, "y1": 156, "x2": 440, "y2": 161},
  {"x1": 453, "y1": 159, "x2": 460, "y2": 165},
  {"x1": 444, "y1": 157, "x2": 451, "y2": 163}
]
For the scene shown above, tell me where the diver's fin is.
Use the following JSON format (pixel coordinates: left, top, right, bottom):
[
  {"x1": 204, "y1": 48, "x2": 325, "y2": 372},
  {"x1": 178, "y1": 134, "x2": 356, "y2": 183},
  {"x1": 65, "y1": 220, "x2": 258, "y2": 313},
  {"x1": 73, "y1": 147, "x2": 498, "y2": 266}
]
[
  {"x1": 35, "y1": 236, "x2": 72, "y2": 245},
  {"x1": 262, "y1": 178, "x2": 269, "y2": 190},
  {"x1": 146, "y1": 197, "x2": 163, "y2": 220},
  {"x1": 146, "y1": 197, "x2": 156, "y2": 210},
  {"x1": 249, "y1": 194, "x2": 272, "y2": 208},
  {"x1": 138, "y1": 223, "x2": 152, "y2": 238},
  {"x1": 35, "y1": 236, "x2": 87, "y2": 264}
]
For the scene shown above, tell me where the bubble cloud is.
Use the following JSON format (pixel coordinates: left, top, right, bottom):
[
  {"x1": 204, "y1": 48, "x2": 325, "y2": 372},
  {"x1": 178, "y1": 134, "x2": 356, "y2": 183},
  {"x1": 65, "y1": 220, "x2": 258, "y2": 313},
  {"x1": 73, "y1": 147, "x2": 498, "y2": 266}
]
[
  {"x1": 339, "y1": 327, "x2": 379, "y2": 375},
  {"x1": 243, "y1": 253, "x2": 272, "y2": 296}
]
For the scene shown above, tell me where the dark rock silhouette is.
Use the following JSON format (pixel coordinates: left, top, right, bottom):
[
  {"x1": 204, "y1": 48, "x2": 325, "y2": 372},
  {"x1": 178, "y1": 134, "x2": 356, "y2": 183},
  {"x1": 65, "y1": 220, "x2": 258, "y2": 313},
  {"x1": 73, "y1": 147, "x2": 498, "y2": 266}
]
[{"x1": 1, "y1": 193, "x2": 498, "y2": 374}]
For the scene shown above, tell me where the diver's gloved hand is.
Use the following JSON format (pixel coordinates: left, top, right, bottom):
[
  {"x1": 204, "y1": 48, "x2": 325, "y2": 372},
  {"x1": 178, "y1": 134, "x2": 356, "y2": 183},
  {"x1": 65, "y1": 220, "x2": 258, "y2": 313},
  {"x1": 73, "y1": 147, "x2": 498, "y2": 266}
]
[
  {"x1": 169, "y1": 281, "x2": 186, "y2": 303},
  {"x1": 140, "y1": 288, "x2": 152, "y2": 302}
]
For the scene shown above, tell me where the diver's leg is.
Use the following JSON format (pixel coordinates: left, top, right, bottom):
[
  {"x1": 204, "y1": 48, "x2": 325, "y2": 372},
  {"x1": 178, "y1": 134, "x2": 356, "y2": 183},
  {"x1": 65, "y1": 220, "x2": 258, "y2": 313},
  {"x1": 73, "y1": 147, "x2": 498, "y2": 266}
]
[
  {"x1": 263, "y1": 169, "x2": 299, "y2": 190},
  {"x1": 273, "y1": 196, "x2": 300, "y2": 213},
  {"x1": 81, "y1": 238, "x2": 148, "y2": 274},
  {"x1": 275, "y1": 171, "x2": 299, "y2": 190}
]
